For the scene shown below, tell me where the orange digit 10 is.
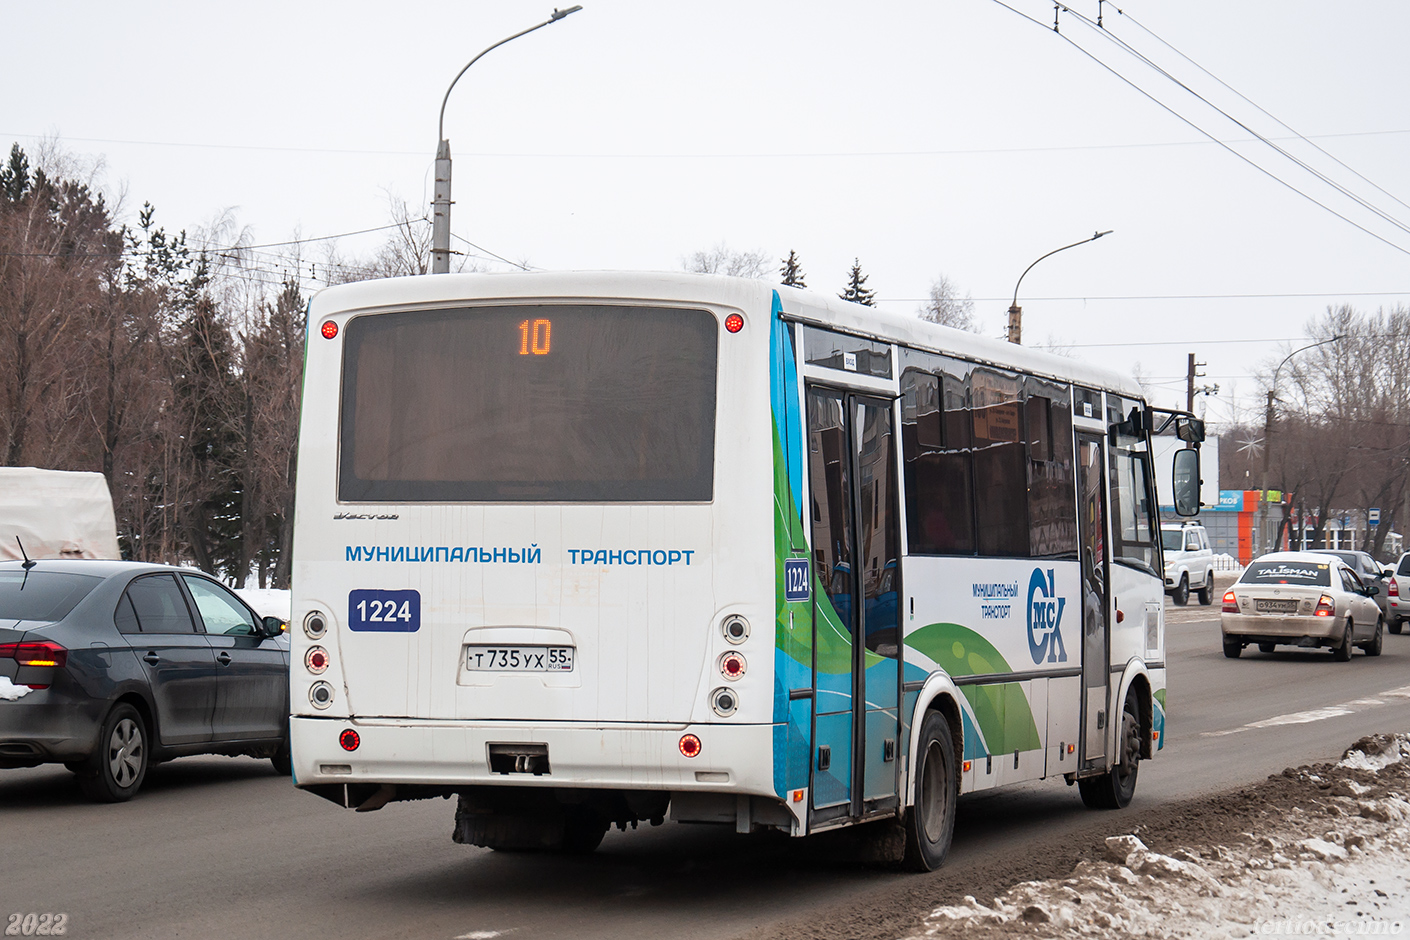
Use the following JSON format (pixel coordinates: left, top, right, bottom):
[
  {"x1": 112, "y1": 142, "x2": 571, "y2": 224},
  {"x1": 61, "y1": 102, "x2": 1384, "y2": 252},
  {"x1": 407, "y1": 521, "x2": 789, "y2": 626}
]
[{"x1": 517, "y1": 319, "x2": 552, "y2": 355}]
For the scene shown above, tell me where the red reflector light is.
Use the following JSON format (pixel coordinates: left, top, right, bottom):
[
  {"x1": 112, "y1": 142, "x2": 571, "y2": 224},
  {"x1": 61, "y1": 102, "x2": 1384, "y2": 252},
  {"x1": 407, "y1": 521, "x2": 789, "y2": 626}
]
[
  {"x1": 339, "y1": 729, "x2": 360, "y2": 751},
  {"x1": 321, "y1": 320, "x2": 339, "y2": 339},
  {"x1": 724, "y1": 313, "x2": 744, "y2": 334},
  {"x1": 678, "y1": 734, "x2": 702, "y2": 758},
  {"x1": 1222, "y1": 591, "x2": 1238, "y2": 613},
  {"x1": 0, "y1": 641, "x2": 68, "y2": 668}
]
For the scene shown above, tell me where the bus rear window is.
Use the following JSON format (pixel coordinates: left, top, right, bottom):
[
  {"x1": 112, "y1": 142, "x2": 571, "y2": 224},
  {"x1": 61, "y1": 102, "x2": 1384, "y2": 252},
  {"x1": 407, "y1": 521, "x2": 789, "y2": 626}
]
[
  {"x1": 1240, "y1": 561, "x2": 1331, "y2": 586},
  {"x1": 339, "y1": 304, "x2": 718, "y2": 502}
]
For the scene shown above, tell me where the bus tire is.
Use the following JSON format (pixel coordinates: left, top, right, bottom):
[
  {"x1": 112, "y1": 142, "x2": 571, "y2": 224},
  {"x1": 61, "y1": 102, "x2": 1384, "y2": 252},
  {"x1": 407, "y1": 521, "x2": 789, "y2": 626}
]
[
  {"x1": 558, "y1": 807, "x2": 608, "y2": 855},
  {"x1": 1078, "y1": 695, "x2": 1140, "y2": 810},
  {"x1": 901, "y1": 710, "x2": 958, "y2": 872}
]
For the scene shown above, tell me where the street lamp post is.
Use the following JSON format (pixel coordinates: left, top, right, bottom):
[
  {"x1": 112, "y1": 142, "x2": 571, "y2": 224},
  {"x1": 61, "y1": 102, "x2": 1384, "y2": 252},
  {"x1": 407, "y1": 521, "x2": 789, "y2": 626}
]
[
  {"x1": 1006, "y1": 230, "x2": 1112, "y2": 345},
  {"x1": 1260, "y1": 334, "x2": 1343, "y2": 549},
  {"x1": 431, "y1": 6, "x2": 582, "y2": 274}
]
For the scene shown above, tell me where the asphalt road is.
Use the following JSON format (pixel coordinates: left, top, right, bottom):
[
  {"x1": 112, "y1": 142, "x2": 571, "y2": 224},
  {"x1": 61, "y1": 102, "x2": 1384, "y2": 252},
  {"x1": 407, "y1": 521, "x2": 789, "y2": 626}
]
[{"x1": 4, "y1": 605, "x2": 1409, "y2": 940}]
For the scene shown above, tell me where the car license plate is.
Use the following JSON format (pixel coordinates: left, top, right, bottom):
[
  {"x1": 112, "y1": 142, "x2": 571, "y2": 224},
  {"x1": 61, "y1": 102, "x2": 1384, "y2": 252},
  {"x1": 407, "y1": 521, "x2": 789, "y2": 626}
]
[
  {"x1": 1255, "y1": 598, "x2": 1298, "y2": 613},
  {"x1": 463, "y1": 646, "x2": 575, "y2": 672}
]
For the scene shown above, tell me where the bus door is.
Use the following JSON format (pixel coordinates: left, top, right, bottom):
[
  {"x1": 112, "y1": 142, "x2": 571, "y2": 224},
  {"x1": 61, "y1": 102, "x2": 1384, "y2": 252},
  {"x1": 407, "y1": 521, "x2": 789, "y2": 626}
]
[
  {"x1": 805, "y1": 387, "x2": 902, "y2": 818},
  {"x1": 1074, "y1": 433, "x2": 1110, "y2": 771}
]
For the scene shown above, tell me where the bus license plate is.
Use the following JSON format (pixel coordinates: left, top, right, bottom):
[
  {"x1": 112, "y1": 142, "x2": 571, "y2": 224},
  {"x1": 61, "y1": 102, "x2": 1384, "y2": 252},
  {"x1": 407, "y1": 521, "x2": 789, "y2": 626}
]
[
  {"x1": 463, "y1": 646, "x2": 575, "y2": 672},
  {"x1": 1255, "y1": 598, "x2": 1298, "y2": 613}
]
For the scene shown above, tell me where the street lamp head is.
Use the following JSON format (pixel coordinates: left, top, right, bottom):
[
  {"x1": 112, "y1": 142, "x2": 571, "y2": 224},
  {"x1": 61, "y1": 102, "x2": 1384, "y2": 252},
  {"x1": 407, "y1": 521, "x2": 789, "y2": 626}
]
[{"x1": 551, "y1": 5, "x2": 583, "y2": 20}]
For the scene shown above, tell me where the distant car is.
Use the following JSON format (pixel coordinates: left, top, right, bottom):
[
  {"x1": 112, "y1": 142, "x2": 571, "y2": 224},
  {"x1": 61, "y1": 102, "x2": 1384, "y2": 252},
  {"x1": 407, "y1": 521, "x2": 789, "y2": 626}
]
[
  {"x1": 1220, "y1": 551, "x2": 1384, "y2": 660},
  {"x1": 0, "y1": 560, "x2": 290, "y2": 802},
  {"x1": 1161, "y1": 521, "x2": 1214, "y2": 606},
  {"x1": 1320, "y1": 550, "x2": 1393, "y2": 626},
  {"x1": 1389, "y1": 553, "x2": 1410, "y2": 634}
]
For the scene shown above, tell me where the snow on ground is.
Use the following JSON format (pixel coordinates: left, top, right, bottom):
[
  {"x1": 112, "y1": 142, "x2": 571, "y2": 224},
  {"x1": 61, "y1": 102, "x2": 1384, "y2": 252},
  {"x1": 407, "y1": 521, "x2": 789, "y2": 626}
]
[
  {"x1": 234, "y1": 588, "x2": 292, "y2": 621},
  {"x1": 904, "y1": 734, "x2": 1410, "y2": 939}
]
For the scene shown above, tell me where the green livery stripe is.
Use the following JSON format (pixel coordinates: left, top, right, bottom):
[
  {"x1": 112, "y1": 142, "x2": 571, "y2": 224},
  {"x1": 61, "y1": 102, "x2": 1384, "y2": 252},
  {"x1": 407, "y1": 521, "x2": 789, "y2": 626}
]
[
  {"x1": 905, "y1": 621, "x2": 1042, "y2": 754},
  {"x1": 773, "y1": 424, "x2": 876, "y2": 674}
]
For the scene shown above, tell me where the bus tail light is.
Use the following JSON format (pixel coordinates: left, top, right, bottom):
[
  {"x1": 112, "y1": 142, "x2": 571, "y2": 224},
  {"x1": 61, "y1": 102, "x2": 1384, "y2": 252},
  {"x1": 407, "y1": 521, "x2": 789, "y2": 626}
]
[
  {"x1": 710, "y1": 687, "x2": 738, "y2": 717},
  {"x1": 0, "y1": 641, "x2": 68, "y2": 668},
  {"x1": 305, "y1": 646, "x2": 330, "y2": 675},
  {"x1": 1222, "y1": 591, "x2": 1238, "y2": 613},
  {"x1": 1314, "y1": 595, "x2": 1336, "y2": 617},
  {"x1": 679, "y1": 734, "x2": 702, "y2": 758},
  {"x1": 719, "y1": 651, "x2": 746, "y2": 680}
]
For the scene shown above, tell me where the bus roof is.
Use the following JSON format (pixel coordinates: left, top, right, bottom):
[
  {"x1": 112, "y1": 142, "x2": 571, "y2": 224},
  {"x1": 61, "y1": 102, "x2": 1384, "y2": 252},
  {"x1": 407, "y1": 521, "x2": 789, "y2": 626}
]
[{"x1": 310, "y1": 270, "x2": 1144, "y2": 400}]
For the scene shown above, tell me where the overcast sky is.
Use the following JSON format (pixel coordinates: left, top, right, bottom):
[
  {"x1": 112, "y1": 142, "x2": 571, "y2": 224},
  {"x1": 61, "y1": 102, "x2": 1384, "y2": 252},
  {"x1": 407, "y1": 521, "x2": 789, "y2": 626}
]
[{"x1": 5, "y1": 0, "x2": 1407, "y2": 424}]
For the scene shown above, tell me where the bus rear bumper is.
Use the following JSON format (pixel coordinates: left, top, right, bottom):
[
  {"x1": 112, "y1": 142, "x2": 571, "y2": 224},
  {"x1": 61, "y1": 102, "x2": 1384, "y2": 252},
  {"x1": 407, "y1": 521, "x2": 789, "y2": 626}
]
[{"x1": 290, "y1": 715, "x2": 779, "y2": 797}]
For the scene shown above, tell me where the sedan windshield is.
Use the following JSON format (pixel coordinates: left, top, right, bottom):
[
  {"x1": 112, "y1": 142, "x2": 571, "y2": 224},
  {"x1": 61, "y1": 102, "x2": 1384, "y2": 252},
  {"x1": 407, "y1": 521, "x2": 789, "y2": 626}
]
[
  {"x1": 0, "y1": 570, "x2": 104, "y2": 622},
  {"x1": 1240, "y1": 561, "x2": 1331, "y2": 587}
]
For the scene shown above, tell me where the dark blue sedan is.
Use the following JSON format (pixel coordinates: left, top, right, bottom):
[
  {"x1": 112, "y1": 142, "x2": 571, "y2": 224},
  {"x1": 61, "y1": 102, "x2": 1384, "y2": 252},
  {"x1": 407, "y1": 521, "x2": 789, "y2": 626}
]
[{"x1": 0, "y1": 560, "x2": 289, "y2": 802}]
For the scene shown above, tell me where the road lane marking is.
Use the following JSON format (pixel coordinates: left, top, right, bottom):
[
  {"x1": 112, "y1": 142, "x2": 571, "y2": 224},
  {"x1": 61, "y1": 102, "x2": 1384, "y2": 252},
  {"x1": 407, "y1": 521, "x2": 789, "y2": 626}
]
[{"x1": 1201, "y1": 687, "x2": 1410, "y2": 737}]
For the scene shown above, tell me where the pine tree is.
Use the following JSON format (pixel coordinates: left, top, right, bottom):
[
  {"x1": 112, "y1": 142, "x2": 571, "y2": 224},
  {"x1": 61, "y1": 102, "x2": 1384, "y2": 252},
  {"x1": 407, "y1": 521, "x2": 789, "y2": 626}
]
[
  {"x1": 779, "y1": 250, "x2": 807, "y2": 288},
  {"x1": 839, "y1": 258, "x2": 876, "y2": 306}
]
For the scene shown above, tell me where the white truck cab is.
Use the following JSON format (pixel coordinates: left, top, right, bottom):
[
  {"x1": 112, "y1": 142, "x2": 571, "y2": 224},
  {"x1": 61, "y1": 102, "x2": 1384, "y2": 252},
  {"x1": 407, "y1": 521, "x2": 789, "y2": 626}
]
[{"x1": 1162, "y1": 521, "x2": 1214, "y2": 606}]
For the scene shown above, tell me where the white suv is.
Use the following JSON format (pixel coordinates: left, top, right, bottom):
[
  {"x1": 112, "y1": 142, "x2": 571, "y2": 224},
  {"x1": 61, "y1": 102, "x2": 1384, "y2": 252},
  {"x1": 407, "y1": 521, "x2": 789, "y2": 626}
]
[{"x1": 1162, "y1": 521, "x2": 1215, "y2": 606}]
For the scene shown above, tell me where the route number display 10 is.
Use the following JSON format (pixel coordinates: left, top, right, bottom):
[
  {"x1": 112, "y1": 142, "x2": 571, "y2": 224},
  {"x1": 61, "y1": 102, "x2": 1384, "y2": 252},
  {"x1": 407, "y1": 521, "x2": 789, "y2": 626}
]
[{"x1": 518, "y1": 319, "x2": 552, "y2": 356}]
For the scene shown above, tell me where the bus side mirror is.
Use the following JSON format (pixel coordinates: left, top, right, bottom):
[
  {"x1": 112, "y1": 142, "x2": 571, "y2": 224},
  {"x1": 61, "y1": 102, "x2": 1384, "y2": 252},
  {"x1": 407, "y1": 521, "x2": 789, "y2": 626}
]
[
  {"x1": 1172, "y1": 447, "x2": 1200, "y2": 517},
  {"x1": 1175, "y1": 416, "x2": 1206, "y2": 443}
]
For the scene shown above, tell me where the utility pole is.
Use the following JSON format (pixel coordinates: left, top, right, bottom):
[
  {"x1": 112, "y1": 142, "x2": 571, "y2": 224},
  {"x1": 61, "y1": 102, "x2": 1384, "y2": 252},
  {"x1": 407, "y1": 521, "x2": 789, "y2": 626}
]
[
  {"x1": 1005, "y1": 230, "x2": 1111, "y2": 345},
  {"x1": 1186, "y1": 354, "x2": 1197, "y2": 413},
  {"x1": 430, "y1": 6, "x2": 583, "y2": 274}
]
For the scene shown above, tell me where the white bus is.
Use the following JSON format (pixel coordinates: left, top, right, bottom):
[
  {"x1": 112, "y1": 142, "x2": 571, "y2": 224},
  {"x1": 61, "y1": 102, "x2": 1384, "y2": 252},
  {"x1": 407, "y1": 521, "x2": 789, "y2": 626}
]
[{"x1": 289, "y1": 272, "x2": 1201, "y2": 870}]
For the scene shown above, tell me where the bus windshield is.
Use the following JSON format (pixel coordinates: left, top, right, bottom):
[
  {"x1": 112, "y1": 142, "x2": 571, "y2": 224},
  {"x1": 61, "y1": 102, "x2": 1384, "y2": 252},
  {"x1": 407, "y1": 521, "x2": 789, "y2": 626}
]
[{"x1": 338, "y1": 304, "x2": 718, "y2": 502}]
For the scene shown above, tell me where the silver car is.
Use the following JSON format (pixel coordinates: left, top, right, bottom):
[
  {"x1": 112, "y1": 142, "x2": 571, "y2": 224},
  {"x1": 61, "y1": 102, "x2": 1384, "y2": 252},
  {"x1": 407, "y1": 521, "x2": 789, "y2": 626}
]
[
  {"x1": 1221, "y1": 551, "x2": 1384, "y2": 660},
  {"x1": 1319, "y1": 550, "x2": 1392, "y2": 624}
]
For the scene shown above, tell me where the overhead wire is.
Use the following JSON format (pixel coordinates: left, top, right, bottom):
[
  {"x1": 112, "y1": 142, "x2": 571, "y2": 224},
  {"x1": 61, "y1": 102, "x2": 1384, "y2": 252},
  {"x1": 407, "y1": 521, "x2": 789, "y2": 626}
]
[
  {"x1": 987, "y1": 0, "x2": 1410, "y2": 258},
  {"x1": 1112, "y1": 7, "x2": 1410, "y2": 218},
  {"x1": 1058, "y1": 4, "x2": 1410, "y2": 240}
]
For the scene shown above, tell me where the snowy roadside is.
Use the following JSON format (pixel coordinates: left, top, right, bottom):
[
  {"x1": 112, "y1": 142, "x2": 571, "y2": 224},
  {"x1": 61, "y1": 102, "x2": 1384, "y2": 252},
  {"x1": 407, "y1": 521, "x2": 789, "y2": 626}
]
[{"x1": 904, "y1": 734, "x2": 1410, "y2": 939}]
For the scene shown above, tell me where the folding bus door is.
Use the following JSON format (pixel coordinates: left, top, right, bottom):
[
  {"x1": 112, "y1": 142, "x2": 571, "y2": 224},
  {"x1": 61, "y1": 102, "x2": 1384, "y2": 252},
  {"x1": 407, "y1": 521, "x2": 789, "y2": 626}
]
[{"x1": 805, "y1": 387, "x2": 901, "y2": 819}]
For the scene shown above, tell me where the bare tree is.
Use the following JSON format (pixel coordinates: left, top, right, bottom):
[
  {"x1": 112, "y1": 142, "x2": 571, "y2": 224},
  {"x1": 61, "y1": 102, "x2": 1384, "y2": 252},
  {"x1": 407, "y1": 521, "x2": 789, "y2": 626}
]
[
  {"x1": 683, "y1": 242, "x2": 770, "y2": 278},
  {"x1": 919, "y1": 274, "x2": 978, "y2": 332}
]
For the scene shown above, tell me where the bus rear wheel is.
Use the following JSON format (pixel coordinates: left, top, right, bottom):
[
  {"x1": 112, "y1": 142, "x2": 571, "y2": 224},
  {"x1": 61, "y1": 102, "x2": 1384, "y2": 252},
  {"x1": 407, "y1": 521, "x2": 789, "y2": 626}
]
[
  {"x1": 1078, "y1": 695, "x2": 1140, "y2": 810},
  {"x1": 902, "y1": 710, "x2": 958, "y2": 872}
]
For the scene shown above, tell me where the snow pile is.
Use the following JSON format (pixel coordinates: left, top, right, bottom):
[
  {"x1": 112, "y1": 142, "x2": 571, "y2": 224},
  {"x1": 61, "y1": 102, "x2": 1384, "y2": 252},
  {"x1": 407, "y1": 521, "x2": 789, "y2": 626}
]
[
  {"x1": 1337, "y1": 733, "x2": 1410, "y2": 773},
  {"x1": 0, "y1": 676, "x2": 32, "y2": 700},
  {"x1": 903, "y1": 745, "x2": 1410, "y2": 938}
]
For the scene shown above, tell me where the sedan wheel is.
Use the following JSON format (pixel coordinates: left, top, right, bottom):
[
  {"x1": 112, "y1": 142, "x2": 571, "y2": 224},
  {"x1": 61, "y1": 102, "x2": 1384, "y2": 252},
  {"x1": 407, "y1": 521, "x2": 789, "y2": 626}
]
[
  {"x1": 78, "y1": 703, "x2": 149, "y2": 803},
  {"x1": 1362, "y1": 617, "x2": 1384, "y2": 657},
  {"x1": 1333, "y1": 620, "x2": 1354, "y2": 662}
]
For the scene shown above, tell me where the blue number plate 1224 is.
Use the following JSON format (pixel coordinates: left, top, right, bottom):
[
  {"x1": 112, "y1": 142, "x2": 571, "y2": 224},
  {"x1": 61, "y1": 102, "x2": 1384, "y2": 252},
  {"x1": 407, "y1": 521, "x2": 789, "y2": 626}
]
[{"x1": 348, "y1": 590, "x2": 421, "y2": 632}]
